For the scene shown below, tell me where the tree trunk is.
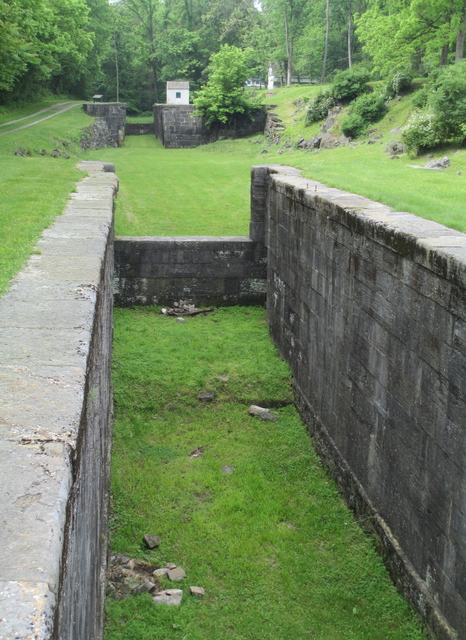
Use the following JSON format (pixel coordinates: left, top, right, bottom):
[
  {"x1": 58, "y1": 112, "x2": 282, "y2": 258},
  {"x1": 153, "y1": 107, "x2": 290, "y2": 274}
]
[
  {"x1": 321, "y1": 0, "x2": 330, "y2": 82},
  {"x1": 113, "y1": 24, "x2": 119, "y2": 102},
  {"x1": 284, "y1": 7, "x2": 292, "y2": 85},
  {"x1": 441, "y1": 43, "x2": 449, "y2": 65},
  {"x1": 455, "y1": 8, "x2": 466, "y2": 61},
  {"x1": 348, "y1": 11, "x2": 352, "y2": 68}
]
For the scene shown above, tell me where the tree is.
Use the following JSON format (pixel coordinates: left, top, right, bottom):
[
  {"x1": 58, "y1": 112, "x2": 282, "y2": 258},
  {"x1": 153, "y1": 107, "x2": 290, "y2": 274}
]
[
  {"x1": 193, "y1": 45, "x2": 257, "y2": 125},
  {"x1": 356, "y1": 0, "x2": 466, "y2": 75},
  {"x1": 262, "y1": 0, "x2": 311, "y2": 85}
]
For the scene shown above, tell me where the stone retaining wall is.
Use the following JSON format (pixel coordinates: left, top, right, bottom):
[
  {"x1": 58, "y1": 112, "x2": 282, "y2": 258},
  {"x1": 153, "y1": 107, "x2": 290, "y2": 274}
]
[
  {"x1": 0, "y1": 161, "x2": 117, "y2": 640},
  {"x1": 125, "y1": 122, "x2": 154, "y2": 136},
  {"x1": 153, "y1": 104, "x2": 266, "y2": 148},
  {"x1": 114, "y1": 236, "x2": 267, "y2": 306},
  {"x1": 83, "y1": 103, "x2": 126, "y2": 146},
  {"x1": 253, "y1": 165, "x2": 466, "y2": 640}
]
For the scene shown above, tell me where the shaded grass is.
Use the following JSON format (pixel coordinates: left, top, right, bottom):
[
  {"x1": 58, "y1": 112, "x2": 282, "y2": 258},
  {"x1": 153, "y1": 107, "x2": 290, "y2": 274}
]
[{"x1": 107, "y1": 306, "x2": 427, "y2": 640}]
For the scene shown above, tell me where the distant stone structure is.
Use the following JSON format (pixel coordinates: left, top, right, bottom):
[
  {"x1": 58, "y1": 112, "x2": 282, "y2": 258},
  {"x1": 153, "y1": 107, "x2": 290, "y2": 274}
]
[
  {"x1": 166, "y1": 81, "x2": 190, "y2": 105},
  {"x1": 153, "y1": 104, "x2": 267, "y2": 149},
  {"x1": 83, "y1": 102, "x2": 126, "y2": 146}
]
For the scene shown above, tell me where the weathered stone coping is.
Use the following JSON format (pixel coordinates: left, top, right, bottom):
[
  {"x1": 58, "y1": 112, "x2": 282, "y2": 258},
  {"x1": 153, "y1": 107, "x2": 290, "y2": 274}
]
[{"x1": 0, "y1": 161, "x2": 117, "y2": 639}]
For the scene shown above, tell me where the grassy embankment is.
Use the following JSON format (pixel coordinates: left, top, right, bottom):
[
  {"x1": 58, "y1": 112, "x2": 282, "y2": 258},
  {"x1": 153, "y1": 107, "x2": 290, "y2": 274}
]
[
  {"x1": 107, "y1": 306, "x2": 427, "y2": 640},
  {"x1": 0, "y1": 103, "x2": 89, "y2": 296}
]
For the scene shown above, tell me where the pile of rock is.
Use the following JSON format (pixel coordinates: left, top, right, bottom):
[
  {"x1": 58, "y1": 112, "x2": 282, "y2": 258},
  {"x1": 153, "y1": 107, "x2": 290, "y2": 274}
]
[{"x1": 106, "y1": 535, "x2": 205, "y2": 606}]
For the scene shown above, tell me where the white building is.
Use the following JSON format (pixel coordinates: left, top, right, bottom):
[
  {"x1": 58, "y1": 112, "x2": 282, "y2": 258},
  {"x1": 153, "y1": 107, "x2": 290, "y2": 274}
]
[{"x1": 166, "y1": 81, "x2": 190, "y2": 105}]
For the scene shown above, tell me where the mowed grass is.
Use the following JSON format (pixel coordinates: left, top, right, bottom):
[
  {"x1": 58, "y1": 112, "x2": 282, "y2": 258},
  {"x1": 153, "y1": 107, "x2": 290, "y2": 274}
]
[
  {"x1": 107, "y1": 306, "x2": 427, "y2": 640},
  {"x1": 85, "y1": 136, "x2": 256, "y2": 236},
  {"x1": 0, "y1": 105, "x2": 90, "y2": 297},
  {"x1": 86, "y1": 87, "x2": 466, "y2": 235}
]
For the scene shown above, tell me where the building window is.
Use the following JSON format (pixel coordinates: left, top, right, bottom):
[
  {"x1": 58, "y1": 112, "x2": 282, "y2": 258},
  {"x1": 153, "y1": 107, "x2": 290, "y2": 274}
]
[{"x1": 176, "y1": 92, "x2": 181, "y2": 99}]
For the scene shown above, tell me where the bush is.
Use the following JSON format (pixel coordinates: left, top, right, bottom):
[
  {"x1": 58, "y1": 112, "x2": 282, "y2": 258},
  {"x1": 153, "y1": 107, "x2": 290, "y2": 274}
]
[
  {"x1": 386, "y1": 70, "x2": 413, "y2": 97},
  {"x1": 193, "y1": 45, "x2": 257, "y2": 126},
  {"x1": 305, "y1": 90, "x2": 336, "y2": 125},
  {"x1": 412, "y1": 87, "x2": 429, "y2": 109},
  {"x1": 341, "y1": 112, "x2": 366, "y2": 138},
  {"x1": 400, "y1": 112, "x2": 442, "y2": 154},
  {"x1": 332, "y1": 67, "x2": 370, "y2": 102},
  {"x1": 351, "y1": 92, "x2": 387, "y2": 123},
  {"x1": 429, "y1": 60, "x2": 466, "y2": 140}
]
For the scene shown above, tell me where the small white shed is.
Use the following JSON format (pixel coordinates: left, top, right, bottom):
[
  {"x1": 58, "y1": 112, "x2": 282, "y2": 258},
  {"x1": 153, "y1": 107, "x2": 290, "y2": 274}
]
[{"x1": 166, "y1": 81, "x2": 190, "y2": 105}]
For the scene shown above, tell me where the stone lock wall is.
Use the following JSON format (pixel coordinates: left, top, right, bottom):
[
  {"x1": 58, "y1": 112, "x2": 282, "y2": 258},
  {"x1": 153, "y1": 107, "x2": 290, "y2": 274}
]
[
  {"x1": 83, "y1": 103, "x2": 127, "y2": 146},
  {"x1": 153, "y1": 104, "x2": 267, "y2": 148},
  {"x1": 252, "y1": 165, "x2": 466, "y2": 640},
  {"x1": 114, "y1": 236, "x2": 267, "y2": 307},
  {"x1": 0, "y1": 161, "x2": 117, "y2": 640}
]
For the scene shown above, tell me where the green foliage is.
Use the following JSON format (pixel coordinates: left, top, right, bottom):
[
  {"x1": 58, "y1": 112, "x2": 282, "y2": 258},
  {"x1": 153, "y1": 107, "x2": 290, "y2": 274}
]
[
  {"x1": 0, "y1": 0, "x2": 97, "y2": 103},
  {"x1": 351, "y1": 92, "x2": 387, "y2": 123},
  {"x1": 429, "y1": 60, "x2": 466, "y2": 140},
  {"x1": 341, "y1": 111, "x2": 366, "y2": 137},
  {"x1": 332, "y1": 67, "x2": 370, "y2": 102},
  {"x1": 340, "y1": 91, "x2": 387, "y2": 138},
  {"x1": 386, "y1": 71, "x2": 413, "y2": 97},
  {"x1": 400, "y1": 112, "x2": 442, "y2": 154},
  {"x1": 305, "y1": 90, "x2": 336, "y2": 124},
  {"x1": 193, "y1": 45, "x2": 257, "y2": 126},
  {"x1": 412, "y1": 87, "x2": 429, "y2": 109}
]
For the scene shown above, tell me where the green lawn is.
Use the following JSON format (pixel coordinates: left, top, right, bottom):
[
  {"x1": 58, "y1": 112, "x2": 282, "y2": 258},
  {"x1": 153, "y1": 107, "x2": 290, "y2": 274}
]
[
  {"x1": 0, "y1": 105, "x2": 89, "y2": 296},
  {"x1": 107, "y1": 306, "x2": 427, "y2": 640}
]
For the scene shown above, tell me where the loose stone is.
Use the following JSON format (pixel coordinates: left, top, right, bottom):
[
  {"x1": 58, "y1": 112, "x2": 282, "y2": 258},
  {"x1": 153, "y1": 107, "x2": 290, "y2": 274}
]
[
  {"x1": 221, "y1": 465, "x2": 235, "y2": 474},
  {"x1": 152, "y1": 589, "x2": 183, "y2": 605},
  {"x1": 165, "y1": 562, "x2": 177, "y2": 569},
  {"x1": 198, "y1": 391, "x2": 215, "y2": 402},
  {"x1": 167, "y1": 566, "x2": 186, "y2": 581},
  {"x1": 153, "y1": 567, "x2": 169, "y2": 577},
  {"x1": 143, "y1": 534, "x2": 161, "y2": 549},
  {"x1": 190, "y1": 586, "x2": 205, "y2": 597}
]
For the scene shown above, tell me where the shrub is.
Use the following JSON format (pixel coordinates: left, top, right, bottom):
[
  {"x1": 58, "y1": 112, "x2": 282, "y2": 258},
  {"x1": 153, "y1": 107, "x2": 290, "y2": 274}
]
[
  {"x1": 350, "y1": 92, "x2": 387, "y2": 123},
  {"x1": 305, "y1": 90, "x2": 336, "y2": 125},
  {"x1": 332, "y1": 67, "x2": 370, "y2": 102},
  {"x1": 429, "y1": 60, "x2": 466, "y2": 140},
  {"x1": 341, "y1": 112, "x2": 366, "y2": 138},
  {"x1": 412, "y1": 87, "x2": 429, "y2": 109},
  {"x1": 400, "y1": 112, "x2": 442, "y2": 154},
  {"x1": 386, "y1": 70, "x2": 413, "y2": 97}
]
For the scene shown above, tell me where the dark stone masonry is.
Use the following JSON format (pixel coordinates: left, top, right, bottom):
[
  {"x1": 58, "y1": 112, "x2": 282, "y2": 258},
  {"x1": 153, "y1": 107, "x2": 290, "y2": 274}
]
[
  {"x1": 83, "y1": 103, "x2": 126, "y2": 146},
  {"x1": 153, "y1": 104, "x2": 267, "y2": 148}
]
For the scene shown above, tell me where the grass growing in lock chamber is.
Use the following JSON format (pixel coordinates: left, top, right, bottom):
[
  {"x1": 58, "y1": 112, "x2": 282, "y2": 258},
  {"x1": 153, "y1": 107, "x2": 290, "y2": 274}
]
[{"x1": 107, "y1": 306, "x2": 427, "y2": 640}]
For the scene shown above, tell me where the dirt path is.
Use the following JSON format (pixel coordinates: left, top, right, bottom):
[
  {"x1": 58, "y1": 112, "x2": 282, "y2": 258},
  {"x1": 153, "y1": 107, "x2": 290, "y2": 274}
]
[{"x1": 0, "y1": 102, "x2": 83, "y2": 136}]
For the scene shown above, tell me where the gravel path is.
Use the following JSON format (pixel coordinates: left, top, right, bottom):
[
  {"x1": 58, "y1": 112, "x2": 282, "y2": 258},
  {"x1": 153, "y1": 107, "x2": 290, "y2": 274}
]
[{"x1": 0, "y1": 102, "x2": 83, "y2": 136}]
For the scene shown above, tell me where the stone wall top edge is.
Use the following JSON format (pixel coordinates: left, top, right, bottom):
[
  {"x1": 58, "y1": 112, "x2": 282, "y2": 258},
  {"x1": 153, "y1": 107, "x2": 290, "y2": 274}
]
[
  {"x1": 115, "y1": 235, "x2": 253, "y2": 243},
  {"x1": 270, "y1": 171, "x2": 466, "y2": 290},
  {"x1": 0, "y1": 163, "x2": 117, "y2": 640}
]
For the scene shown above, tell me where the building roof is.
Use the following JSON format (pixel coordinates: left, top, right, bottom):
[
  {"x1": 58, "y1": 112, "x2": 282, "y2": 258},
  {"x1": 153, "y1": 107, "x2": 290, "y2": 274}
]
[{"x1": 166, "y1": 81, "x2": 190, "y2": 90}]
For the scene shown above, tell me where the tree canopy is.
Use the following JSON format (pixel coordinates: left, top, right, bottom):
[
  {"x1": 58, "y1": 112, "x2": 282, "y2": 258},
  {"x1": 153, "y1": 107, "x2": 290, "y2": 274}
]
[{"x1": 1, "y1": 0, "x2": 465, "y2": 110}]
